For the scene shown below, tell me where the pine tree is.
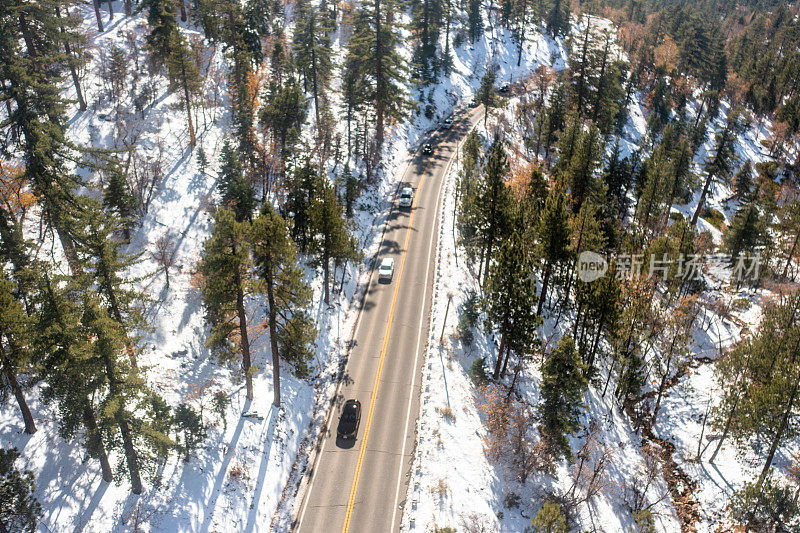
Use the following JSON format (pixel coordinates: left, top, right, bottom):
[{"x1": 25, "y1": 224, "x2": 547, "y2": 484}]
[
  {"x1": 37, "y1": 272, "x2": 114, "y2": 482},
  {"x1": 0, "y1": 275, "x2": 37, "y2": 434},
  {"x1": 546, "y1": 0, "x2": 569, "y2": 37},
  {"x1": 476, "y1": 140, "x2": 513, "y2": 281},
  {"x1": 251, "y1": 206, "x2": 317, "y2": 406},
  {"x1": 538, "y1": 336, "x2": 587, "y2": 461},
  {"x1": 143, "y1": 0, "x2": 179, "y2": 68},
  {"x1": 723, "y1": 202, "x2": 768, "y2": 265},
  {"x1": 535, "y1": 187, "x2": 571, "y2": 315},
  {"x1": 217, "y1": 140, "x2": 255, "y2": 222},
  {"x1": 165, "y1": 30, "x2": 202, "y2": 148},
  {"x1": 733, "y1": 160, "x2": 754, "y2": 201},
  {"x1": 345, "y1": 0, "x2": 409, "y2": 151},
  {"x1": 467, "y1": 0, "x2": 482, "y2": 42},
  {"x1": 0, "y1": 447, "x2": 41, "y2": 533},
  {"x1": 691, "y1": 108, "x2": 743, "y2": 225},
  {"x1": 81, "y1": 292, "x2": 172, "y2": 494},
  {"x1": 198, "y1": 208, "x2": 257, "y2": 401},
  {"x1": 309, "y1": 179, "x2": 360, "y2": 304},
  {"x1": 562, "y1": 123, "x2": 604, "y2": 213},
  {"x1": 483, "y1": 232, "x2": 540, "y2": 380},
  {"x1": 0, "y1": 0, "x2": 85, "y2": 273},
  {"x1": 293, "y1": 0, "x2": 333, "y2": 132},
  {"x1": 411, "y1": 0, "x2": 444, "y2": 81},
  {"x1": 76, "y1": 208, "x2": 146, "y2": 367},
  {"x1": 260, "y1": 77, "x2": 307, "y2": 170},
  {"x1": 477, "y1": 70, "x2": 499, "y2": 125},
  {"x1": 103, "y1": 159, "x2": 138, "y2": 240}
]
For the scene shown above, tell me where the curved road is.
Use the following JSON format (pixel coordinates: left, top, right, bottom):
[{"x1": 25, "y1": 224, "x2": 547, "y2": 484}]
[{"x1": 293, "y1": 104, "x2": 484, "y2": 533}]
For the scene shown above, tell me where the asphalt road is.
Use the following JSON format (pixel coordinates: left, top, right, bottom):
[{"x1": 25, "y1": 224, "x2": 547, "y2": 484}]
[{"x1": 294, "y1": 104, "x2": 485, "y2": 533}]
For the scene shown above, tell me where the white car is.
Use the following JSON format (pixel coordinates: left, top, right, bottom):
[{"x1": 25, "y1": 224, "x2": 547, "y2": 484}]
[
  {"x1": 399, "y1": 187, "x2": 414, "y2": 208},
  {"x1": 378, "y1": 257, "x2": 395, "y2": 282}
]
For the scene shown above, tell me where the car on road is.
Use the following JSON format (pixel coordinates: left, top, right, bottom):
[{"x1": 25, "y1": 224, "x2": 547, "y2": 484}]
[
  {"x1": 378, "y1": 257, "x2": 395, "y2": 282},
  {"x1": 498, "y1": 83, "x2": 510, "y2": 94},
  {"x1": 441, "y1": 117, "x2": 453, "y2": 130},
  {"x1": 422, "y1": 143, "x2": 433, "y2": 155},
  {"x1": 399, "y1": 186, "x2": 414, "y2": 209},
  {"x1": 337, "y1": 399, "x2": 362, "y2": 440},
  {"x1": 470, "y1": 97, "x2": 479, "y2": 107}
]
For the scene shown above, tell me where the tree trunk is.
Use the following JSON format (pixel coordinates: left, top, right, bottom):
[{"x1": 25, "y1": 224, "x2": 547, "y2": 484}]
[
  {"x1": 0, "y1": 355, "x2": 36, "y2": 435},
  {"x1": 83, "y1": 404, "x2": 113, "y2": 482},
  {"x1": 323, "y1": 250, "x2": 330, "y2": 304},
  {"x1": 537, "y1": 264, "x2": 552, "y2": 316},
  {"x1": 108, "y1": 0, "x2": 113, "y2": 19},
  {"x1": 117, "y1": 417, "x2": 143, "y2": 494},
  {"x1": 492, "y1": 331, "x2": 506, "y2": 380},
  {"x1": 92, "y1": 0, "x2": 104, "y2": 32},
  {"x1": 180, "y1": 62, "x2": 196, "y2": 148},
  {"x1": 782, "y1": 229, "x2": 800, "y2": 280},
  {"x1": 179, "y1": 0, "x2": 187, "y2": 21},
  {"x1": 757, "y1": 338, "x2": 800, "y2": 488},
  {"x1": 56, "y1": 7, "x2": 87, "y2": 111},
  {"x1": 265, "y1": 264, "x2": 282, "y2": 407},
  {"x1": 235, "y1": 270, "x2": 254, "y2": 401},
  {"x1": 691, "y1": 172, "x2": 715, "y2": 225}
]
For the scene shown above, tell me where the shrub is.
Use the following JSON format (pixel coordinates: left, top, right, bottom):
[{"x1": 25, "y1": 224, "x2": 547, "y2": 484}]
[
  {"x1": 729, "y1": 477, "x2": 799, "y2": 530},
  {"x1": 469, "y1": 357, "x2": 488, "y2": 384},
  {"x1": 531, "y1": 501, "x2": 568, "y2": 533},
  {"x1": 701, "y1": 207, "x2": 726, "y2": 230},
  {"x1": 174, "y1": 403, "x2": 207, "y2": 460}
]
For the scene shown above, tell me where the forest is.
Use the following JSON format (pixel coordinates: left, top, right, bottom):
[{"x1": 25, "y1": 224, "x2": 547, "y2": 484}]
[{"x1": 1, "y1": 0, "x2": 800, "y2": 530}]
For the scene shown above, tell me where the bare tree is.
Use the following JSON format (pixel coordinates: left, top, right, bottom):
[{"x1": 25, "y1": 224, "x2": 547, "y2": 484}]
[{"x1": 152, "y1": 232, "x2": 178, "y2": 288}]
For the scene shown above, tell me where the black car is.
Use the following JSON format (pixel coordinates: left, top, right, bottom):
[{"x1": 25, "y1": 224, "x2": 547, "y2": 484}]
[
  {"x1": 441, "y1": 117, "x2": 453, "y2": 130},
  {"x1": 337, "y1": 399, "x2": 362, "y2": 439},
  {"x1": 498, "y1": 84, "x2": 510, "y2": 94},
  {"x1": 422, "y1": 143, "x2": 433, "y2": 155}
]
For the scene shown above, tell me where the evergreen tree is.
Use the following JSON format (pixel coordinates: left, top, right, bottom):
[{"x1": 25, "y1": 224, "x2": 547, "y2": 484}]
[
  {"x1": 410, "y1": 0, "x2": 444, "y2": 81},
  {"x1": 309, "y1": 179, "x2": 360, "y2": 304},
  {"x1": 345, "y1": 0, "x2": 409, "y2": 151},
  {"x1": 293, "y1": 0, "x2": 333, "y2": 131},
  {"x1": 477, "y1": 70, "x2": 499, "y2": 125},
  {"x1": 0, "y1": 274, "x2": 37, "y2": 434},
  {"x1": 103, "y1": 159, "x2": 138, "y2": 239},
  {"x1": 467, "y1": 0, "x2": 482, "y2": 42},
  {"x1": 260, "y1": 77, "x2": 307, "y2": 171},
  {"x1": 217, "y1": 140, "x2": 256, "y2": 222},
  {"x1": 535, "y1": 187, "x2": 571, "y2": 315},
  {"x1": 0, "y1": 0, "x2": 86, "y2": 273},
  {"x1": 198, "y1": 208, "x2": 257, "y2": 401},
  {"x1": 538, "y1": 336, "x2": 587, "y2": 461},
  {"x1": 0, "y1": 447, "x2": 41, "y2": 533},
  {"x1": 38, "y1": 271, "x2": 114, "y2": 483},
  {"x1": 252, "y1": 206, "x2": 317, "y2": 406},
  {"x1": 562, "y1": 123, "x2": 604, "y2": 213},
  {"x1": 76, "y1": 208, "x2": 146, "y2": 367},
  {"x1": 723, "y1": 202, "x2": 768, "y2": 265},
  {"x1": 546, "y1": 0, "x2": 569, "y2": 37},
  {"x1": 476, "y1": 140, "x2": 513, "y2": 281},
  {"x1": 483, "y1": 232, "x2": 540, "y2": 380},
  {"x1": 165, "y1": 30, "x2": 202, "y2": 148},
  {"x1": 81, "y1": 292, "x2": 172, "y2": 494},
  {"x1": 143, "y1": 0, "x2": 179, "y2": 68},
  {"x1": 691, "y1": 109, "x2": 743, "y2": 225},
  {"x1": 733, "y1": 160, "x2": 754, "y2": 201}
]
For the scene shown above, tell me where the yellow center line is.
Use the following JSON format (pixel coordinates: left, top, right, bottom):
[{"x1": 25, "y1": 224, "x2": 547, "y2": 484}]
[{"x1": 340, "y1": 111, "x2": 473, "y2": 532}]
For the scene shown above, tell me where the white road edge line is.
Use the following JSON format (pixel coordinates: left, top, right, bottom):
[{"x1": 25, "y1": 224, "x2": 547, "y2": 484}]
[{"x1": 390, "y1": 107, "x2": 475, "y2": 532}]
